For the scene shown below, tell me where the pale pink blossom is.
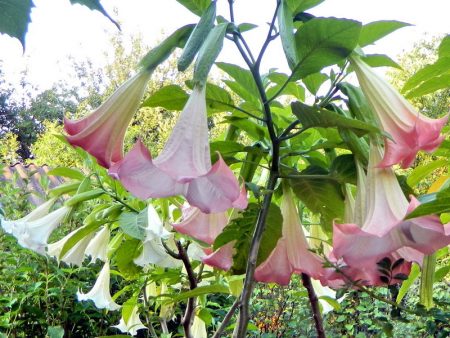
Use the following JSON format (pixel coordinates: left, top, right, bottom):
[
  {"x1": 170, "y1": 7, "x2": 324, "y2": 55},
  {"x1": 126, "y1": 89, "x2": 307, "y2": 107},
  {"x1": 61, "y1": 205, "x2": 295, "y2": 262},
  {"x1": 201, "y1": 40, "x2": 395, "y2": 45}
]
[
  {"x1": 350, "y1": 55, "x2": 447, "y2": 168},
  {"x1": 65, "y1": 70, "x2": 151, "y2": 168}
]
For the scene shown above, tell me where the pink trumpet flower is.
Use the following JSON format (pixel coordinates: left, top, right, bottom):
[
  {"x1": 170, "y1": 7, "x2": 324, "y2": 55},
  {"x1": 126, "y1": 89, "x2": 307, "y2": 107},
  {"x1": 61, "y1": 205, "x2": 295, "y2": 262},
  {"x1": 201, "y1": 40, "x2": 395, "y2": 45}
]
[
  {"x1": 332, "y1": 143, "x2": 450, "y2": 271},
  {"x1": 64, "y1": 70, "x2": 152, "y2": 168},
  {"x1": 109, "y1": 86, "x2": 247, "y2": 213},
  {"x1": 350, "y1": 55, "x2": 447, "y2": 168},
  {"x1": 255, "y1": 187, "x2": 324, "y2": 285},
  {"x1": 172, "y1": 206, "x2": 229, "y2": 245}
]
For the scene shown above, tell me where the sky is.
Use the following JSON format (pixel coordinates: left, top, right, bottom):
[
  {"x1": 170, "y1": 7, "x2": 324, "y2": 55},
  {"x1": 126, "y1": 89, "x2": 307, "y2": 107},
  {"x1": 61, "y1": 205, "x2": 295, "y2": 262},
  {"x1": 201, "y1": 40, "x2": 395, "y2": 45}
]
[{"x1": 0, "y1": 0, "x2": 448, "y2": 91}]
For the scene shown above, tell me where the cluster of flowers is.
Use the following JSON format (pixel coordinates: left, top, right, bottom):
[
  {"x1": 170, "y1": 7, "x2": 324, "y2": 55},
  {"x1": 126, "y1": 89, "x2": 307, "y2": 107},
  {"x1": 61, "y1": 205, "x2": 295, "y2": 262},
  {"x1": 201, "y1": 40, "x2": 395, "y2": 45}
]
[{"x1": 1, "y1": 55, "x2": 449, "y2": 334}]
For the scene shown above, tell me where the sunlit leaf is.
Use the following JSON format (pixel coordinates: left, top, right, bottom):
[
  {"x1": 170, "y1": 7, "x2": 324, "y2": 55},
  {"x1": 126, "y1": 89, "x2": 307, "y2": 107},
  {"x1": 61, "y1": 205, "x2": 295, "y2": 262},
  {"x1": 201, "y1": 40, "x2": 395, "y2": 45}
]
[
  {"x1": 0, "y1": 0, "x2": 34, "y2": 49},
  {"x1": 359, "y1": 20, "x2": 410, "y2": 47},
  {"x1": 70, "y1": 0, "x2": 119, "y2": 29}
]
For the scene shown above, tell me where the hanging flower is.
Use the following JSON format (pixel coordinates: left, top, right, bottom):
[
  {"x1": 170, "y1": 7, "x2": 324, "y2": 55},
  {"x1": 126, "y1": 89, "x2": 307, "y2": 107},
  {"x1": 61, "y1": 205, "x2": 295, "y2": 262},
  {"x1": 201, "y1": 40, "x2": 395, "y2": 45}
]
[
  {"x1": 77, "y1": 261, "x2": 121, "y2": 311},
  {"x1": 202, "y1": 242, "x2": 235, "y2": 271},
  {"x1": 191, "y1": 314, "x2": 208, "y2": 338},
  {"x1": 85, "y1": 226, "x2": 110, "y2": 263},
  {"x1": 172, "y1": 206, "x2": 229, "y2": 245},
  {"x1": 47, "y1": 230, "x2": 94, "y2": 266},
  {"x1": 1, "y1": 198, "x2": 56, "y2": 235},
  {"x1": 14, "y1": 206, "x2": 71, "y2": 255},
  {"x1": 332, "y1": 143, "x2": 450, "y2": 274},
  {"x1": 349, "y1": 55, "x2": 447, "y2": 168},
  {"x1": 113, "y1": 305, "x2": 147, "y2": 336},
  {"x1": 255, "y1": 187, "x2": 324, "y2": 285},
  {"x1": 109, "y1": 86, "x2": 247, "y2": 213},
  {"x1": 64, "y1": 69, "x2": 152, "y2": 168}
]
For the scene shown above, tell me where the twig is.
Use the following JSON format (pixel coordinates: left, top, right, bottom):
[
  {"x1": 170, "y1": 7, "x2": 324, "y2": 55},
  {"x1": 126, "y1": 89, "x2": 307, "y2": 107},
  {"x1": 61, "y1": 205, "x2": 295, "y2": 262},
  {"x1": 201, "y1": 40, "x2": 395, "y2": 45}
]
[
  {"x1": 301, "y1": 273, "x2": 326, "y2": 338},
  {"x1": 212, "y1": 298, "x2": 241, "y2": 338},
  {"x1": 176, "y1": 240, "x2": 198, "y2": 338}
]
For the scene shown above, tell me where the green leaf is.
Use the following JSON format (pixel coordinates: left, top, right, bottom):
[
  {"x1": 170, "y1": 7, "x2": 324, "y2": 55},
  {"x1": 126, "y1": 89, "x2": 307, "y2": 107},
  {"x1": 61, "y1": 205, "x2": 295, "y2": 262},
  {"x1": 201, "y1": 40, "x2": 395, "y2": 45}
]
[
  {"x1": 139, "y1": 25, "x2": 194, "y2": 71},
  {"x1": 266, "y1": 72, "x2": 306, "y2": 100},
  {"x1": 402, "y1": 57, "x2": 450, "y2": 94},
  {"x1": 291, "y1": 101, "x2": 379, "y2": 135},
  {"x1": 406, "y1": 189, "x2": 450, "y2": 218},
  {"x1": 170, "y1": 284, "x2": 229, "y2": 302},
  {"x1": 205, "y1": 83, "x2": 234, "y2": 112},
  {"x1": 70, "y1": 0, "x2": 119, "y2": 29},
  {"x1": 143, "y1": 85, "x2": 189, "y2": 110},
  {"x1": 290, "y1": 166, "x2": 345, "y2": 231},
  {"x1": 46, "y1": 326, "x2": 64, "y2": 338},
  {"x1": 47, "y1": 167, "x2": 85, "y2": 180},
  {"x1": 115, "y1": 239, "x2": 142, "y2": 279},
  {"x1": 361, "y1": 54, "x2": 401, "y2": 69},
  {"x1": 292, "y1": 18, "x2": 361, "y2": 80},
  {"x1": 216, "y1": 62, "x2": 260, "y2": 102},
  {"x1": 438, "y1": 35, "x2": 450, "y2": 58},
  {"x1": 435, "y1": 265, "x2": 450, "y2": 282},
  {"x1": 358, "y1": 20, "x2": 410, "y2": 47},
  {"x1": 224, "y1": 116, "x2": 267, "y2": 141},
  {"x1": 210, "y1": 141, "x2": 245, "y2": 157},
  {"x1": 278, "y1": 0, "x2": 298, "y2": 68},
  {"x1": 319, "y1": 295, "x2": 341, "y2": 311},
  {"x1": 302, "y1": 72, "x2": 327, "y2": 95},
  {"x1": 287, "y1": 0, "x2": 324, "y2": 14},
  {"x1": 238, "y1": 23, "x2": 258, "y2": 33},
  {"x1": 197, "y1": 308, "x2": 213, "y2": 325},
  {"x1": 405, "y1": 74, "x2": 450, "y2": 98},
  {"x1": 194, "y1": 22, "x2": 228, "y2": 85},
  {"x1": 407, "y1": 159, "x2": 447, "y2": 187},
  {"x1": 118, "y1": 209, "x2": 147, "y2": 241},
  {"x1": 176, "y1": 0, "x2": 211, "y2": 16},
  {"x1": 396, "y1": 263, "x2": 420, "y2": 303},
  {"x1": 178, "y1": 1, "x2": 216, "y2": 71},
  {"x1": 0, "y1": 0, "x2": 34, "y2": 49},
  {"x1": 329, "y1": 154, "x2": 356, "y2": 184}
]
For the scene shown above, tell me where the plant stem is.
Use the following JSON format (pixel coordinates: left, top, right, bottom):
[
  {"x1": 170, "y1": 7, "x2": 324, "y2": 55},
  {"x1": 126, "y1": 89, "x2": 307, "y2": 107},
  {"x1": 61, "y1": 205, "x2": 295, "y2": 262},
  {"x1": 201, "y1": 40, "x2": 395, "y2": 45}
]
[
  {"x1": 301, "y1": 273, "x2": 326, "y2": 338},
  {"x1": 212, "y1": 298, "x2": 241, "y2": 338},
  {"x1": 176, "y1": 240, "x2": 197, "y2": 338},
  {"x1": 235, "y1": 172, "x2": 279, "y2": 337}
]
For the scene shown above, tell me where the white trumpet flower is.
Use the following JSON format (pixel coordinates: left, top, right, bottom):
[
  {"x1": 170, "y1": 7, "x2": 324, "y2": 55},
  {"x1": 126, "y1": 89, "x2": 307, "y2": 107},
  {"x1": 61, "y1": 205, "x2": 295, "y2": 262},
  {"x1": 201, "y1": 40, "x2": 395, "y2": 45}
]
[
  {"x1": 85, "y1": 226, "x2": 110, "y2": 262},
  {"x1": 77, "y1": 261, "x2": 121, "y2": 311},
  {"x1": 47, "y1": 230, "x2": 94, "y2": 266},
  {"x1": 113, "y1": 305, "x2": 147, "y2": 336}
]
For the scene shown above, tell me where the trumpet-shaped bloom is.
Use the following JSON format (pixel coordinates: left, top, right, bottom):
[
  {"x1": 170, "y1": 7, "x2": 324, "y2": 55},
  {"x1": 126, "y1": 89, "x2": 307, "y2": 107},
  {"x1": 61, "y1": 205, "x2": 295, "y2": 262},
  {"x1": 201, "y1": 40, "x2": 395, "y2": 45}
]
[
  {"x1": 191, "y1": 315, "x2": 208, "y2": 338},
  {"x1": 350, "y1": 56, "x2": 447, "y2": 168},
  {"x1": 77, "y1": 261, "x2": 121, "y2": 311},
  {"x1": 65, "y1": 70, "x2": 152, "y2": 168},
  {"x1": 172, "y1": 206, "x2": 229, "y2": 245},
  {"x1": 332, "y1": 143, "x2": 450, "y2": 271},
  {"x1": 113, "y1": 305, "x2": 147, "y2": 336},
  {"x1": 14, "y1": 206, "x2": 70, "y2": 255},
  {"x1": 47, "y1": 231, "x2": 95, "y2": 266},
  {"x1": 109, "y1": 86, "x2": 247, "y2": 213},
  {"x1": 133, "y1": 237, "x2": 182, "y2": 268},
  {"x1": 202, "y1": 242, "x2": 235, "y2": 271},
  {"x1": 1, "y1": 198, "x2": 55, "y2": 235},
  {"x1": 85, "y1": 226, "x2": 110, "y2": 263},
  {"x1": 255, "y1": 187, "x2": 324, "y2": 285}
]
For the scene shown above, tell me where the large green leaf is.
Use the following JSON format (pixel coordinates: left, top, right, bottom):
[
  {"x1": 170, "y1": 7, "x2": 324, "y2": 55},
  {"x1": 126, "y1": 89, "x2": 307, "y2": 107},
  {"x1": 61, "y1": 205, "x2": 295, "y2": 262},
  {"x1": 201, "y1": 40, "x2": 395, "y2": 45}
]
[
  {"x1": 405, "y1": 74, "x2": 450, "y2": 99},
  {"x1": 407, "y1": 159, "x2": 447, "y2": 187},
  {"x1": 290, "y1": 166, "x2": 345, "y2": 231},
  {"x1": 291, "y1": 101, "x2": 379, "y2": 135},
  {"x1": 402, "y1": 57, "x2": 450, "y2": 94},
  {"x1": 407, "y1": 188, "x2": 450, "y2": 219},
  {"x1": 438, "y1": 35, "x2": 450, "y2": 57},
  {"x1": 118, "y1": 209, "x2": 147, "y2": 241},
  {"x1": 292, "y1": 18, "x2": 361, "y2": 80},
  {"x1": 329, "y1": 154, "x2": 357, "y2": 184},
  {"x1": 70, "y1": 0, "x2": 119, "y2": 29},
  {"x1": 358, "y1": 20, "x2": 410, "y2": 47},
  {"x1": 115, "y1": 239, "x2": 142, "y2": 279},
  {"x1": 302, "y1": 72, "x2": 327, "y2": 95},
  {"x1": 170, "y1": 284, "x2": 229, "y2": 302},
  {"x1": 176, "y1": 0, "x2": 211, "y2": 16},
  {"x1": 47, "y1": 167, "x2": 85, "y2": 180},
  {"x1": 361, "y1": 54, "x2": 401, "y2": 69},
  {"x1": 278, "y1": 0, "x2": 297, "y2": 68},
  {"x1": 0, "y1": 0, "x2": 33, "y2": 49},
  {"x1": 205, "y1": 83, "x2": 234, "y2": 112},
  {"x1": 143, "y1": 85, "x2": 189, "y2": 111},
  {"x1": 216, "y1": 62, "x2": 260, "y2": 102},
  {"x1": 224, "y1": 116, "x2": 267, "y2": 141},
  {"x1": 214, "y1": 203, "x2": 283, "y2": 274}
]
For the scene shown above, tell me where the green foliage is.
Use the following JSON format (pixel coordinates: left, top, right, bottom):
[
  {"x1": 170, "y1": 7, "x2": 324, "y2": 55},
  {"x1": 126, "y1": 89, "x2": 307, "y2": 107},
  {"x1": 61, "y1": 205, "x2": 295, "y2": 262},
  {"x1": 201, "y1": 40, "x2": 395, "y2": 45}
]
[
  {"x1": 0, "y1": 0, "x2": 33, "y2": 49},
  {"x1": 358, "y1": 20, "x2": 411, "y2": 47},
  {"x1": 69, "y1": 0, "x2": 119, "y2": 29},
  {"x1": 0, "y1": 132, "x2": 19, "y2": 164}
]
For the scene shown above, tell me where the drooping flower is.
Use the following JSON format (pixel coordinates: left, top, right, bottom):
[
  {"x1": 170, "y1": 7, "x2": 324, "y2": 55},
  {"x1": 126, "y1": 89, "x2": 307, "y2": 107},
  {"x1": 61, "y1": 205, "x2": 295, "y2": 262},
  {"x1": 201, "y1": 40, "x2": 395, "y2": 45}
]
[
  {"x1": 133, "y1": 205, "x2": 181, "y2": 268},
  {"x1": 65, "y1": 69, "x2": 152, "y2": 168},
  {"x1": 14, "y1": 206, "x2": 71, "y2": 255},
  {"x1": 332, "y1": 142, "x2": 450, "y2": 271},
  {"x1": 113, "y1": 305, "x2": 147, "y2": 336},
  {"x1": 85, "y1": 226, "x2": 110, "y2": 263},
  {"x1": 109, "y1": 86, "x2": 247, "y2": 213},
  {"x1": 77, "y1": 261, "x2": 121, "y2": 311},
  {"x1": 191, "y1": 314, "x2": 208, "y2": 338},
  {"x1": 349, "y1": 55, "x2": 447, "y2": 168},
  {"x1": 202, "y1": 241, "x2": 235, "y2": 271},
  {"x1": 47, "y1": 230, "x2": 95, "y2": 266},
  {"x1": 1, "y1": 198, "x2": 56, "y2": 235},
  {"x1": 172, "y1": 206, "x2": 229, "y2": 245},
  {"x1": 255, "y1": 186, "x2": 324, "y2": 285}
]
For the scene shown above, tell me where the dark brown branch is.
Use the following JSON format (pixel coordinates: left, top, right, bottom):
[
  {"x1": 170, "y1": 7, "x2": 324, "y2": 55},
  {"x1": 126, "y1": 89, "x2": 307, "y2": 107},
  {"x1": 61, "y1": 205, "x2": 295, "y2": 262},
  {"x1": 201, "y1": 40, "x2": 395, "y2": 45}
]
[{"x1": 301, "y1": 273, "x2": 326, "y2": 338}]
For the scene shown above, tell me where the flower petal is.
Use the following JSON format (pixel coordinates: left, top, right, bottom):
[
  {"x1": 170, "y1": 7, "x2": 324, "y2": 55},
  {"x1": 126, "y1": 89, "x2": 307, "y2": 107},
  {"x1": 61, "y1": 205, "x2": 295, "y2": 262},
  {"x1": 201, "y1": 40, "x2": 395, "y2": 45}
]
[{"x1": 202, "y1": 242, "x2": 234, "y2": 271}]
